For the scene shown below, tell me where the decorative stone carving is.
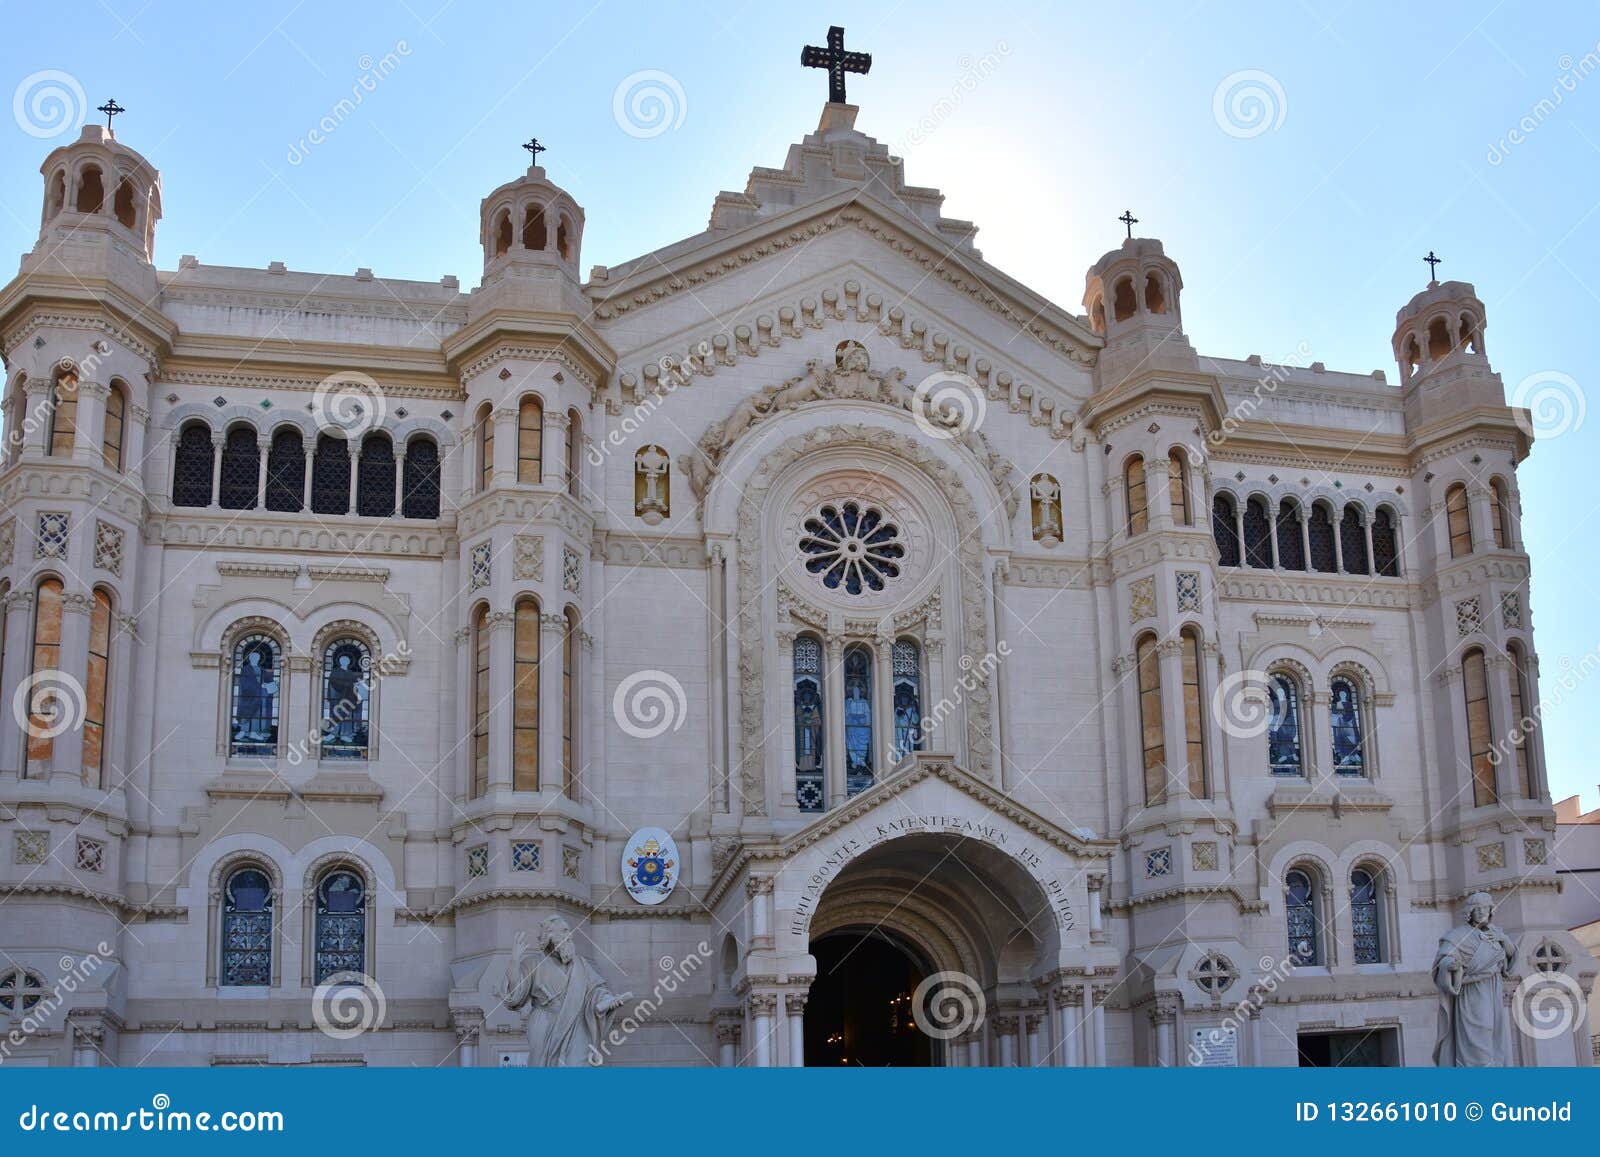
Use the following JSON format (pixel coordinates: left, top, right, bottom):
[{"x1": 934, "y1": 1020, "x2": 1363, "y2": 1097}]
[
  {"x1": 1128, "y1": 576, "x2": 1156, "y2": 624},
  {"x1": 498, "y1": 916, "x2": 632, "y2": 1067},
  {"x1": 1431, "y1": 892, "x2": 1516, "y2": 1067},
  {"x1": 35, "y1": 511, "x2": 69, "y2": 560},
  {"x1": 512, "y1": 534, "x2": 544, "y2": 581},
  {"x1": 562, "y1": 546, "x2": 582, "y2": 593},
  {"x1": 634, "y1": 444, "x2": 670, "y2": 524},
  {"x1": 1030, "y1": 473, "x2": 1062, "y2": 547}
]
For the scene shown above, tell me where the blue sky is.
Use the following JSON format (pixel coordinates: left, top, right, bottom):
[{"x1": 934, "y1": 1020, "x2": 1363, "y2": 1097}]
[{"x1": 3, "y1": 1, "x2": 1597, "y2": 805}]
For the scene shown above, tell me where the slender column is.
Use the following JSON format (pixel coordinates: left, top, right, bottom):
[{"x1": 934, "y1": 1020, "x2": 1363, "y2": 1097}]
[
  {"x1": 995, "y1": 1015, "x2": 1019, "y2": 1066},
  {"x1": 1156, "y1": 638, "x2": 1188, "y2": 801},
  {"x1": 746, "y1": 875, "x2": 774, "y2": 948},
  {"x1": 346, "y1": 441, "x2": 359, "y2": 515},
  {"x1": 923, "y1": 636, "x2": 946, "y2": 752},
  {"x1": 1299, "y1": 509, "x2": 1312, "y2": 571},
  {"x1": 486, "y1": 610, "x2": 514, "y2": 791},
  {"x1": 0, "y1": 591, "x2": 35, "y2": 774},
  {"x1": 124, "y1": 404, "x2": 149, "y2": 484},
  {"x1": 1362, "y1": 515, "x2": 1375, "y2": 573},
  {"x1": 1080, "y1": 982, "x2": 1098, "y2": 1066},
  {"x1": 967, "y1": 1034, "x2": 984, "y2": 1067},
  {"x1": 1151, "y1": 999, "x2": 1177, "y2": 1067},
  {"x1": 49, "y1": 590, "x2": 93, "y2": 783},
  {"x1": 393, "y1": 446, "x2": 407, "y2": 516},
  {"x1": 452, "y1": 1017, "x2": 481, "y2": 1068},
  {"x1": 1055, "y1": 984, "x2": 1082, "y2": 1067},
  {"x1": 1025, "y1": 1010, "x2": 1045, "y2": 1067},
  {"x1": 1087, "y1": 873, "x2": 1106, "y2": 941},
  {"x1": 1484, "y1": 655, "x2": 1520, "y2": 801},
  {"x1": 708, "y1": 544, "x2": 729, "y2": 811},
  {"x1": 538, "y1": 613, "x2": 566, "y2": 795},
  {"x1": 73, "y1": 381, "x2": 108, "y2": 464},
  {"x1": 454, "y1": 624, "x2": 474, "y2": 799},
  {"x1": 1307, "y1": 689, "x2": 1329, "y2": 779},
  {"x1": 491, "y1": 407, "x2": 517, "y2": 486},
  {"x1": 775, "y1": 630, "x2": 796, "y2": 807},
  {"x1": 70, "y1": 1021, "x2": 103, "y2": 1067},
  {"x1": 873, "y1": 631, "x2": 894, "y2": 780},
  {"x1": 990, "y1": 561, "x2": 1011, "y2": 788},
  {"x1": 255, "y1": 435, "x2": 270, "y2": 507},
  {"x1": 1331, "y1": 512, "x2": 1345, "y2": 572},
  {"x1": 542, "y1": 409, "x2": 568, "y2": 492},
  {"x1": 785, "y1": 993, "x2": 807, "y2": 1067},
  {"x1": 748, "y1": 994, "x2": 777, "y2": 1068},
  {"x1": 1147, "y1": 458, "x2": 1174, "y2": 532},
  {"x1": 715, "y1": 1018, "x2": 741, "y2": 1068},
  {"x1": 1247, "y1": 1007, "x2": 1263, "y2": 1066},
  {"x1": 209, "y1": 431, "x2": 224, "y2": 507},
  {"x1": 21, "y1": 380, "x2": 51, "y2": 458},
  {"x1": 824, "y1": 637, "x2": 846, "y2": 808},
  {"x1": 301, "y1": 436, "x2": 315, "y2": 511},
  {"x1": 1091, "y1": 982, "x2": 1108, "y2": 1065}
]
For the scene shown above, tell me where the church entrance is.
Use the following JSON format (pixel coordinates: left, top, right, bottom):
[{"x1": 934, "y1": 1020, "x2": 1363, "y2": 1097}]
[{"x1": 805, "y1": 929, "x2": 936, "y2": 1067}]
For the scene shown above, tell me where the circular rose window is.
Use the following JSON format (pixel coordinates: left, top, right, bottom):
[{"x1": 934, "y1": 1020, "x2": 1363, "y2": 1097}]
[{"x1": 799, "y1": 501, "x2": 906, "y2": 595}]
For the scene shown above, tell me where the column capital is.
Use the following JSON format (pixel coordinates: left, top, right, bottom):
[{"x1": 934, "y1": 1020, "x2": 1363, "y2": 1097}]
[{"x1": 785, "y1": 992, "x2": 808, "y2": 1015}]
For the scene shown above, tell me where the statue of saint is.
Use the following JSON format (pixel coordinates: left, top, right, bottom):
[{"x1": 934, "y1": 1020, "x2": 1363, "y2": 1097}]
[
  {"x1": 500, "y1": 915, "x2": 632, "y2": 1066},
  {"x1": 1432, "y1": 891, "x2": 1517, "y2": 1066}
]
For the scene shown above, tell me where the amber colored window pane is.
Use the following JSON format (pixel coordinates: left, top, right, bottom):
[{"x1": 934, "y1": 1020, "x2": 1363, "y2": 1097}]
[
  {"x1": 1447, "y1": 485, "x2": 1472, "y2": 558},
  {"x1": 102, "y1": 387, "x2": 125, "y2": 471},
  {"x1": 27, "y1": 579, "x2": 65, "y2": 769},
  {"x1": 1462, "y1": 650, "x2": 1495, "y2": 806},
  {"x1": 472, "y1": 607, "x2": 491, "y2": 797},
  {"x1": 49, "y1": 382, "x2": 77, "y2": 457},
  {"x1": 1182, "y1": 632, "x2": 1207, "y2": 798},
  {"x1": 513, "y1": 600, "x2": 540, "y2": 792},
  {"x1": 1137, "y1": 636, "x2": 1165, "y2": 805},
  {"x1": 517, "y1": 398, "x2": 543, "y2": 485},
  {"x1": 83, "y1": 590, "x2": 112, "y2": 788},
  {"x1": 1168, "y1": 453, "x2": 1190, "y2": 526},
  {"x1": 479, "y1": 415, "x2": 495, "y2": 492},
  {"x1": 1126, "y1": 457, "x2": 1148, "y2": 537}
]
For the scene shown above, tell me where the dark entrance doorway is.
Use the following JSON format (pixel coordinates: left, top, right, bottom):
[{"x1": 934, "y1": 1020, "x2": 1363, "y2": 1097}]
[{"x1": 805, "y1": 929, "x2": 936, "y2": 1066}]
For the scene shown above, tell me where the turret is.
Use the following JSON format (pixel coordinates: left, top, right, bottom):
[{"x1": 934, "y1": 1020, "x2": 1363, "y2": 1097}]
[
  {"x1": 1393, "y1": 275, "x2": 1504, "y2": 431},
  {"x1": 28, "y1": 121, "x2": 162, "y2": 283},
  {"x1": 1083, "y1": 233, "x2": 1197, "y2": 386},
  {"x1": 471, "y1": 142, "x2": 586, "y2": 316}
]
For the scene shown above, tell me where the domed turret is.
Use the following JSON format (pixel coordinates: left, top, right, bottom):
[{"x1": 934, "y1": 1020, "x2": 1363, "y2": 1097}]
[
  {"x1": 1083, "y1": 226, "x2": 1196, "y2": 385},
  {"x1": 1392, "y1": 267, "x2": 1504, "y2": 429},
  {"x1": 34, "y1": 122, "x2": 162, "y2": 265},
  {"x1": 475, "y1": 140, "x2": 584, "y2": 311}
]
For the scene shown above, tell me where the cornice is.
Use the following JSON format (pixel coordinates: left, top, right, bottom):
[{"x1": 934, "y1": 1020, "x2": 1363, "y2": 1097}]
[
  {"x1": 0, "y1": 279, "x2": 175, "y2": 364},
  {"x1": 146, "y1": 512, "x2": 455, "y2": 556}
]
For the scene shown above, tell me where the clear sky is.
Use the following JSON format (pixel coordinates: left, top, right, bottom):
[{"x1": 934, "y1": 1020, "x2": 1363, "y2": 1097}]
[{"x1": 3, "y1": 1, "x2": 1597, "y2": 805}]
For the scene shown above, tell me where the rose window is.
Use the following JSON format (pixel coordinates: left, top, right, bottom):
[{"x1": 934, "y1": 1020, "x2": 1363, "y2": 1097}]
[{"x1": 799, "y1": 501, "x2": 905, "y2": 594}]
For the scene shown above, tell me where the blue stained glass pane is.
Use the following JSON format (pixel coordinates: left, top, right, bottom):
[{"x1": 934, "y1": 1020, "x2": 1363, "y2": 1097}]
[
  {"x1": 1267, "y1": 675, "x2": 1303, "y2": 775},
  {"x1": 843, "y1": 647, "x2": 873, "y2": 795},
  {"x1": 1331, "y1": 678, "x2": 1364, "y2": 774}
]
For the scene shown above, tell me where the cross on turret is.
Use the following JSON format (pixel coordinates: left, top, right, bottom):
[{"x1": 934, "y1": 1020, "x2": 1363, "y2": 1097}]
[
  {"x1": 97, "y1": 98, "x2": 125, "y2": 134},
  {"x1": 522, "y1": 137, "x2": 547, "y2": 164},
  {"x1": 1423, "y1": 250, "x2": 1442, "y2": 285},
  {"x1": 1119, "y1": 209, "x2": 1138, "y2": 241},
  {"x1": 801, "y1": 25, "x2": 871, "y2": 104}
]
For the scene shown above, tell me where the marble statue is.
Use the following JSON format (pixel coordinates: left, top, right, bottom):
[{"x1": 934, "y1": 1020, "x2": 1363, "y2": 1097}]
[
  {"x1": 1431, "y1": 891, "x2": 1517, "y2": 1066},
  {"x1": 500, "y1": 915, "x2": 632, "y2": 1066}
]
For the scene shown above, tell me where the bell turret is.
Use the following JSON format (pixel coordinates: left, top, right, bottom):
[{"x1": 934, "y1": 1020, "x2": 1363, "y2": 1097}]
[
  {"x1": 34, "y1": 120, "x2": 162, "y2": 266},
  {"x1": 473, "y1": 139, "x2": 585, "y2": 313},
  {"x1": 1083, "y1": 226, "x2": 1197, "y2": 385}
]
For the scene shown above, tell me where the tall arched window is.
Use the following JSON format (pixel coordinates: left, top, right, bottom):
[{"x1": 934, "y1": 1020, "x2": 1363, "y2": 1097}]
[
  {"x1": 1490, "y1": 478, "x2": 1512, "y2": 548},
  {"x1": 517, "y1": 396, "x2": 543, "y2": 485},
  {"x1": 1168, "y1": 450, "x2": 1191, "y2": 526},
  {"x1": 477, "y1": 404, "x2": 495, "y2": 492},
  {"x1": 356, "y1": 433, "x2": 395, "y2": 517},
  {"x1": 1275, "y1": 501, "x2": 1305, "y2": 570},
  {"x1": 1340, "y1": 507, "x2": 1369, "y2": 573},
  {"x1": 1507, "y1": 643, "x2": 1536, "y2": 798},
  {"x1": 313, "y1": 868, "x2": 366, "y2": 984},
  {"x1": 264, "y1": 429, "x2": 306, "y2": 511},
  {"x1": 1445, "y1": 483, "x2": 1472, "y2": 558},
  {"x1": 1330, "y1": 675, "x2": 1366, "y2": 775},
  {"x1": 401, "y1": 437, "x2": 441, "y2": 518},
  {"x1": 310, "y1": 434, "x2": 350, "y2": 514},
  {"x1": 1462, "y1": 647, "x2": 1496, "y2": 806},
  {"x1": 218, "y1": 427, "x2": 260, "y2": 510},
  {"x1": 1350, "y1": 867, "x2": 1384, "y2": 964},
  {"x1": 1243, "y1": 497, "x2": 1272, "y2": 568},
  {"x1": 320, "y1": 638, "x2": 372, "y2": 760},
  {"x1": 46, "y1": 373, "x2": 77, "y2": 457},
  {"x1": 26, "y1": 577, "x2": 65, "y2": 774},
  {"x1": 1124, "y1": 455, "x2": 1148, "y2": 536},
  {"x1": 1307, "y1": 503, "x2": 1337, "y2": 572},
  {"x1": 566, "y1": 409, "x2": 581, "y2": 499},
  {"x1": 1267, "y1": 671, "x2": 1305, "y2": 776},
  {"x1": 1180, "y1": 628, "x2": 1207, "y2": 798},
  {"x1": 794, "y1": 636, "x2": 824, "y2": 812},
  {"x1": 230, "y1": 634, "x2": 281, "y2": 757},
  {"x1": 0, "y1": 580, "x2": 9, "y2": 709},
  {"x1": 1285, "y1": 867, "x2": 1320, "y2": 966},
  {"x1": 221, "y1": 866, "x2": 273, "y2": 987},
  {"x1": 892, "y1": 639, "x2": 924, "y2": 763},
  {"x1": 521, "y1": 204, "x2": 546, "y2": 250},
  {"x1": 76, "y1": 166, "x2": 104, "y2": 213},
  {"x1": 563, "y1": 607, "x2": 579, "y2": 799},
  {"x1": 1372, "y1": 507, "x2": 1400, "y2": 576},
  {"x1": 512, "y1": 598, "x2": 540, "y2": 792},
  {"x1": 83, "y1": 587, "x2": 113, "y2": 789},
  {"x1": 472, "y1": 604, "x2": 491, "y2": 797},
  {"x1": 1136, "y1": 634, "x2": 1165, "y2": 805},
  {"x1": 101, "y1": 382, "x2": 126, "y2": 471},
  {"x1": 843, "y1": 645, "x2": 874, "y2": 796},
  {"x1": 113, "y1": 178, "x2": 136, "y2": 229},
  {"x1": 1212, "y1": 494, "x2": 1240, "y2": 566}
]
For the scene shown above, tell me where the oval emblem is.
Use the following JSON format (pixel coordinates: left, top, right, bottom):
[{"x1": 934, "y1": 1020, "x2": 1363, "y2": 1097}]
[{"x1": 622, "y1": 826, "x2": 679, "y2": 906}]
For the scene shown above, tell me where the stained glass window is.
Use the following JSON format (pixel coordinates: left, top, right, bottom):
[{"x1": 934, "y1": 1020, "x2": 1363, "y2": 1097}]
[
  {"x1": 799, "y1": 502, "x2": 904, "y2": 594},
  {"x1": 310, "y1": 434, "x2": 350, "y2": 514},
  {"x1": 320, "y1": 638, "x2": 371, "y2": 759},
  {"x1": 355, "y1": 434, "x2": 395, "y2": 517},
  {"x1": 1330, "y1": 676, "x2": 1365, "y2": 775},
  {"x1": 843, "y1": 645, "x2": 874, "y2": 796},
  {"x1": 1507, "y1": 645, "x2": 1535, "y2": 798},
  {"x1": 1243, "y1": 498, "x2": 1272, "y2": 568},
  {"x1": 1286, "y1": 868, "x2": 1319, "y2": 966},
  {"x1": 264, "y1": 429, "x2": 305, "y2": 511},
  {"x1": 1125, "y1": 455, "x2": 1148, "y2": 536},
  {"x1": 83, "y1": 588, "x2": 112, "y2": 789},
  {"x1": 47, "y1": 376, "x2": 77, "y2": 457},
  {"x1": 473, "y1": 604, "x2": 491, "y2": 797},
  {"x1": 517, "y1": 397, "x2": 542, "y2": 485},
  {"x1": 1351, "y1": 868, "x2": 1382, "y2": 964},
  {"x1": 1181, "y1": 630, "x2": 1207, "y2": 798},
  {"x1": 566, "y1": 409, "x2": 581, "y2": 499},
  {"x1": 171, "y1": 424, "x2": 214, "y2": 507},
  {"x1": 1340, "y1": 507, "x2": 1369, "y2": 574},
  {"x1": 891, "y1": 639, "x2": 923, "y2": 764},
  {"x1": 221, "y1": 866, "x2": 273, "y2": 986},
  {"x1": 27, "y1": 577, "x2": 65, "y2": 773},
  {"x1": 1276, "y1": 501, "x2": 1305, "y2": 570},
  {"x1": 794, "y1": 636, "x2": 824, "y2": 812},
  {"x1": 1446, "y1": 484, "x2": 1472, "y2": 558},
  {"x1": 1137, "y1": 634, "x2": 1165, "y2": 805},
  {"x1": 512, "y1": 598, "x2": 540, "y2": 792},
  {"x1": 1212, "y1": 494, "x2": 1240, "y2": 566},
  {"x1": 101, "y1": 384, "x2": 125, "y2": 471},
  {"x1": 1267, "y1": 673, "x2": 1304, "y2": 776},
  {"x1": 563, "y1": 607, "x2": 578, "y2": 799},
  {"x1": 218, "y1": 427, "x2": 260, "y2": 510},
  {"x1": 402, "y1": 437, "x2": 441, "y2": 518},
  {"x1": 1307, "y1": 504, "x2": 1337, "y2": 572},
  {"x1": 0, "y1": 969, "x2": 45, "y2": 1012},
  {"x1": 314, "y1": 869, "x2": 366, "y2": 983},
  {"x1": 1463, "y1": 648, "x2": 1496, "y2": 806},
  {"x1": 229, "y1": 634, "x2": 281, "y2": 757},
  {"x1": 1372, "y1": 507, "x2": 1399, "y2": 576},
  {"x1": 1168, "y1": 451, "x2": 1191, "y2": 526}
]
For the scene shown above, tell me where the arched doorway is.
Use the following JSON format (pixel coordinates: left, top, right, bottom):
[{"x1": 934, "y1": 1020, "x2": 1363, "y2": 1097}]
[{"x1": 805, "y1": 928, "x2": 936, "y2": 1067}]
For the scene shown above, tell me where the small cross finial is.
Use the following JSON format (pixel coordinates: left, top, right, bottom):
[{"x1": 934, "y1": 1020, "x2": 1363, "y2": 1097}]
[
  {"x1": 801, "y1": 25, "x2": 872, "y2": 104},
  {"x1": 97, "y1": 98, "x2": 125, "y2": 133},
  {"x1": 1423, "y1": 250, "x2": 1442, "y2": 284},
  {"x1": 1119, "y1": 210, "x2": 1138, "y2": 241},
  {"x1": 522, "y1": 137, "x2": 547, "y2": 164}
]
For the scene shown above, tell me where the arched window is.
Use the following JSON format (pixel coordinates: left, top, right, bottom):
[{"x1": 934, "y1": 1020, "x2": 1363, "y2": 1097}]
[
  {"x1": 472, "y1": 604, "x2": 491, "y2": 797},
  {"x1": 563, "y1": 607, "x2": 579, "y2": 799},
  {"x1": 401, "y1": 437, "x2": 441, "y2": 518},
  {"x1": 1285, "y1": 867, "x2": 1320, "y2": 966},
  {"x1": 1427, "y1": 316, "x2": 1452, "y2": 359},
  {"x1": 1307, "y1": 503, "x2": 1337, "y2": 572},
  {"x1": 492, "y1": 210, "x2": 512, "y2": 257},
  {"x1": 1212, "y1": 494, "x2": 1240, "y2": 566},
  {"x1": 1136, "y1": 634, "x2": 1166, "y2": 805},
  {"x1": 1350, "y1": 867, "x2": 1384, "y2": 964},
  {"x1": 220, "y1": 866, "x2": 273, "y2": 986},
  {"x1": 1372, "y1": 507, "x2": 1400, "y2": 576},
  {"x1": 1124, "y1": 455, "x2": 1147, "y2": 536},
  {"x1": 1145, "y1": 272, "x2": 1167, "y2": 314},
  {"x1": 1275, "y1": 501, "x2": 1305, "y2": 570},
  {"x1": 101, "y1": 382, "x2": 126, "y2": 471},
  {"x1": 1112, "y1": 276, "x2": 1137, "y2": 321},
  {"x1": 1330, "y1": 676, "x2": 1366, "y2": 775},
  {"x1": 26, "y1": 577, "x2": 65, "y2": 774},
  {"x1": 1490, "y1": 478, "x2": 1512, "y2": 549},
  {"x1": 892, "y1": 639, "x2": 924, "y2": 764},
  {"x1": 83, "y1": 587, "x2": 113, "y2": 789},
  {"x1": 557, "y1": 216, "x2": 573, "y2": 261},
  {"x1": 794, "y1": 636, "x2": 824, "y2": 812},
  {"x1": 113, "y1": 178, "x2": 136, "y2": 229},
  {"x1": 1267, "y1": 671, "x2": 1305, "y2": 776},
  {"x1": 566, "y1": 409, "x2": 581, "y2": 499},
  {"x1": 313, "y1": 868, "x2": 366, "y2": 984},
  {"x1": 512, "y1": 598, "x2": 540, "y2": 792},
  {"x1": 1339, "y1": 507, "x2": 1369, "y2": 573},
  {"x1": 265, "y1": 429, "x2": 306, "y2": 511},
  {"x1": 230, "y1": 634, "x2": 281, "y2": 757},
  {"x1": 1181, "y1": 628, "x2": 1207, "y2": 798},
  {"x1": 1462, "y1": 647, "x2": 1496, "y2": 806},
  {"x1": 1168, "y1": 450, "x2": 1191, "y2": 525},
  {"x1": 521, "y1": 204, "x2": 546, "y2": 250},
  {"x1": 320, "y1": 638, "x2": 372, "y2": 760},
  {"x1": 1445, "y1": 483, "x2": 1472, "y2": 558},
  {"x1": 311, "y1": 434, "x2": 351, "y2": 514},
  {"x1": 46, "y1": 373, "x2": 78, "y2": 457},
  {"x1": 476, "y1": 404, "x2": 495, "y2": 492},
  {"x1": 1460, "y1": 312, "x2": 1482, "y2": 355},
  {"x1": 517, "y1": 396, "x2": 543, "y2": 485},
  {"x1": 1243, "y1": 497, "x2": 1272, "y2": 568},
  {"x1": 46, "y1": 169, "x2": 65, "y2": 217},
  {"x1": 356, "y1": 434, "x2": 395, "y2": 517},
  {"x1": 76, "y1": 166, "x2": 104, "y2": 214},
  {"x1": 218, "y1": 427, "x2": 259, "y2": 510},
  {"x1": 843, "y1": 645, "x2": 874, "y2": 796},
  {"x1": 1507, "y1": 643, "x2": 1536, "y2": 798}
]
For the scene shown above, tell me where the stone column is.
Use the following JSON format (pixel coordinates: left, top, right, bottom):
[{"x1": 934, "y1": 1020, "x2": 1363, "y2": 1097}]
[
  {"x1": 1150, "y1": 997, "x2": 1177, "y2": 1067},
  {"x1": 1087, "y1": 873, "x2": 1106, "y2": 942},
  {"x1": 989, "y1": 561, "x2": 1011, "y2": 788},
  {"x1": 69, "y1": 1018, "x2": 104, "y2": 1067},
  {"x1": 923, "y1": 636, "x2": 946, "y2": 753},
  {"x1": 543, "y1": 408, "x2": 569, "y2": 492},
  {"x1": 774, "y1": 629, "x2": 796, "y2": 807},
  {"x1": 748, "y1": 993, "x2": 777, "y2": 1068},
  {"x1": 486, "y1": 610, "x2": 515, "y2": 791},
  {"x1": 393, "y1": 444, "x2": 407, "y2": 516},
  {"x1": 491, "y1": 407, "x2": 517, "y2": 486},
  {"x1": 208, "y1": 430, "x2": 225, "y2": 507},
  {"x1": 1298, "y1": 508, "x2": 1312, "y2": 570},
  {"x1": 451, "y1": 1013, "x2": 482, "y2": 1067},
  {"x1": 1025, "y1": 1010, "x2": 1045, "y2": 1067},
  {"x1": 0, "y1": 590, "x2": 35, "y2": 775},
  {"x1": 1246, "y1": 1007, "x2": 1263, "y2": 1066},
  {"x1": 714, "y1": 1014, "x2": 741, "y2": 1068},
  {"x1": 1307, "y1": 689, "x2": 1329, "y2": 779},
  {"x1": 995, "y1": 1014, "x2": 1020, "y2": 1066},
  {"x1": 21, "y1": 379, "x2": 51, "y2": 458},
  {"x1": 454, "y1": 625, "x2": 474, "y2": 799},
  {"x1": 708, "y1": 544, "x2": 730, "y2": 811},
  {"x1": 966, "y1": 1034, "x2": 984, "y2": 1067},
  {"x1": 1054, "y1": 983, "x2": 1082, "y2": 1067},
  {"x1": 538, "y1": 612, "x2": 567, "y2": 794},
  {"x1": 1091, "y1": 982, "x2": 1109, "y2": 1066},
  {"x1": 255, "y1": 435, "x2": 270, "y2": 507},
  {"x1": 73, "y1": 380, "x2": 108, "y2": 465},
  {"x1": 300, "y1": 435, "x2": 316, "y2": 511},
  {"x1": 746, "y1": 875, "x2": 774, "y2": 949},
  {"x1": 785, "y1": 993, "x2": 807, "y2": 1067},
  {"x1": 1156, "y1": 637, "x2": 1188, "y2": 801},
  {"x1": 345, "y1": 440, "x2": 359, "y2": 515},
  {"x1": 50, "y1": 589, "x2": 93, "y2": 784},
  {"x1": 824, "y1": 636, "x2": 846, "y2": 808},
  {"x1": 873, "y1": 630, "x2": 894, "y2": 781},
  {"x1": 124, "y1": 404, "x2": 149, "y2": 485},
  {"x1": 1484, "y1": 654, "x2": 1520, "y2": 801}
]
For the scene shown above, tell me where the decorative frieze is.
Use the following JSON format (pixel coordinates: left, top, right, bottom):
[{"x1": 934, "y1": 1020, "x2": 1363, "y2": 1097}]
[
  {"x1": 512, "y1": 534, "x2": 544, "y2": 581},
  {"x1": 35, "y1": 511, "x2": 69, "y2": 560},
  {"x1": 93, "y1": 520, "x2": 124, "y2": 576}
]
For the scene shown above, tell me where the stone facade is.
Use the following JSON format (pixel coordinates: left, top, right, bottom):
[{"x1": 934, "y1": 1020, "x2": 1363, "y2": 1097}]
[{"x1": 0, "y1": 103, "x2": 1592, "y2": 1068}]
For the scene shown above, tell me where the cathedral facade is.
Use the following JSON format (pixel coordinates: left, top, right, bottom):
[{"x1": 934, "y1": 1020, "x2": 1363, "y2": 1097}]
[{"x1": 0, "y1": 95, "x2": 1592, "y2": 1068}]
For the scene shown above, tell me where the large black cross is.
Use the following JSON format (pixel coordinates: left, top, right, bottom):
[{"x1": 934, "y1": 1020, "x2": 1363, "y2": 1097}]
[
  {"x1": 522, "y1": 137, "x2": 547, "y2": 164},
  {"x1": 1119, "y1": 209, "x2": 1139, "y2": 240},
  {"x1": 97, "y1": 98, "x2": 125, "y2": 132},
  {"x1": 802, "y1": 25, "x2": 871, "y2": 104},
  {"x1": 1423, "y1": 250, "x2": 1442, "y2": 283}
]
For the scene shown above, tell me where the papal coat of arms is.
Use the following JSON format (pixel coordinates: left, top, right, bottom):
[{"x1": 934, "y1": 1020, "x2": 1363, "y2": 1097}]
[{"x1": 622, "y1": 826, "x2": 679, "y2": 906}]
